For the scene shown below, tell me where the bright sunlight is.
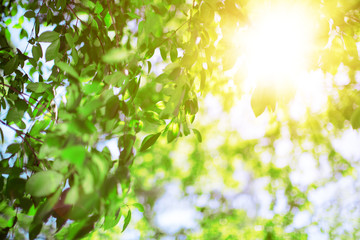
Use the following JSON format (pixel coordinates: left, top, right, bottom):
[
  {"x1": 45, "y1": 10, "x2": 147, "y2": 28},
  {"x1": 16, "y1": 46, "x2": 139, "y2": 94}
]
[{"x1": 240, "y1": 2, "x2": 318, "y2": 90}]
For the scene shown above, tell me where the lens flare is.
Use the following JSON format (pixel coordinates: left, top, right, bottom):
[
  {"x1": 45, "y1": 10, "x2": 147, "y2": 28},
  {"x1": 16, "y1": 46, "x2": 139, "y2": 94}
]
[{"x1": 239, "y1": 2, "x2": 318, "y2": 92}]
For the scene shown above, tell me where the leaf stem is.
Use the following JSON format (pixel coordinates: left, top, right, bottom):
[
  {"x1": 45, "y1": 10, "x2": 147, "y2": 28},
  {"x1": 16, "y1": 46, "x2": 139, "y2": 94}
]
[
  {"x1": 0, "y1": 119, "x2": 44, "y2": 144},
  {"x1": 66, "y1": 5, "x2": 105, "y2": 53},
  {"x1": 107, "y1": 0, "x2": 120, "y2": 47}
]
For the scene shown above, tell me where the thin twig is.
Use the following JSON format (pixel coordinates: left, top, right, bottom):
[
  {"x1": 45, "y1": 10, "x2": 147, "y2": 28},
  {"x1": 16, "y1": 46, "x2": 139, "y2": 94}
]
[
  {"x1": 107, "y1": 0, "x2": 120, "y2": 47},
  {"x1": 20, "y1": 135, "x2": 39, "y2": 166},
  {"x1": 1, "y1": 82, "x2": 37, "y2": 104},
  {"x1": 158, "y1": 19, "x2": 190, "y2": 47},
  {"x1": 0, "y1": 82, "x2": 53, "y2": 116},
  {"x1": 0, "y1": 119, "x2": 44, "y2": 143},
  {"x1": 67, "y1": 5, "x2": 105, "y2": 53}
]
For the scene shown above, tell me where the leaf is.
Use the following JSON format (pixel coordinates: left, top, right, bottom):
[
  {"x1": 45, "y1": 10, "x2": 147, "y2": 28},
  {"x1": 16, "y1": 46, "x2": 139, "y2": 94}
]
[
  {"x1": 0, "y1": 128, "x2": 4, "y2": 144},
  {"x1": 343, "y1": 34, "x2": 358, "y2": 58},
  {"x1": 6, "y1": 143, "x2": 20, "y2": 154},
  {"x1": 128, "y1": 77, "x2": 140, "y2": 99},
  {"x1": 65, "y1": 33, "x2": 75, "y2": 48},
  {"x1": 45, "y1": 38, "x2": 60, "y2": 61},
  {"x1": 104, "y1": 12, "x2": 112, "y2": 28},
  {"x1": 147, "y1": 61, "x2": 152, "y2": 73},
  {"x1": 192, "y1": 129, "x2": 202, "y2": 143},
  {"x1": 170, "y1": 46, "x2": 178, "y2": 62},
  {"x1": 56, "y1": 61, "x2": 79, "y2": 78},
  {"x1": 133, "y1": 203, "x2": 144, "y2": 212},
  {"x1": 351, "y1": 108, "x2": 360, "y2": 129},
  {"x1": 94, "y1": 1, "x2": 103, "y2": 14},
  {"x1": 102, "y1": 48, "x2": 132, "y2": 64},
  {"x1": 4, "y1": 57, "x2": 18, "y2": 75},
  {"x1": 160, "y1": 81, "x2": 185, "y2": 119},
  {"x1": 122, "y1": 209, "x2": 131, "y2": 232},
  {"x1": 167, "y1": 122, "x2": 179, "y2": 143},
  {"x1": 200, "y1": 69, "x2": 206, "y2": 91},
  {"x1": 33, "y1": 188, "x2": 62, "y2": 222},
  {"x1": 61, "y1": 145, "x2": 86, "y2": 168},
  {"x1": 32, "y1": 44, "x2": 42, "y2": 61},
  {"x1": 143, "y1": 111, "x2": 165, "y2": 125},
  {"x1": 144, "y1": 11, "x2": 162, "y2": 37},
  {"x1": 24, "y1": 10, "x2": 35, "y2": 18},
  {"x1": 140, "y1": 132, "x2": 161, "y2": 152},
  {"x1": 250, "y1": 86, "x2": 275, "y2": 117},
  {"x1": 27, "y1": 82, "x2": 51, "y2": 93},
  {"x1": 127, "y1": 12, "x2": 141, "y2": 19},
  {"x1": 26, "y1": 171, "x2": 63, "y2": 197},
  {"x1": 6, "y1": 108, "x2": 23, "y2": 123},
  {"x1": 37, "y1": 31, "x2": 60, "y2": 42},
  {"x1": 160, "y1": 46, "x2": 167, "y2": 61},
  {"x1": 29, "y1": 222, "x2": 42, "y2": 240}
]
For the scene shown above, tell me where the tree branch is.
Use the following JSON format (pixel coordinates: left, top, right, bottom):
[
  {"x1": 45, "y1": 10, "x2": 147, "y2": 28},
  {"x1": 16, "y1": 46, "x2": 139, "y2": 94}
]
[
  {"x1": 107, "y1": 0, "x2": 120, "y2": 47},
  {"x1": 0, "y1": 82, "x2": 53, "y2": 117},
  {"x1": 67, "y1": 5, "x2": 105, "y2": 53},
  {"x1": 0, "y1": 119, "x2": 44, "y2": 143},
  {"x1": 158, "y1": 19, "x2": 190, "y2": 47}
]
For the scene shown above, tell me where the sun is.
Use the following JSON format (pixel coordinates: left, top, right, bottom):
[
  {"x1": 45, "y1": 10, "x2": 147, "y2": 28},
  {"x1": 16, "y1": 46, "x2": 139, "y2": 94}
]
[{"x1": 238, "y1": 1, "x2": 318, "y2": 92}]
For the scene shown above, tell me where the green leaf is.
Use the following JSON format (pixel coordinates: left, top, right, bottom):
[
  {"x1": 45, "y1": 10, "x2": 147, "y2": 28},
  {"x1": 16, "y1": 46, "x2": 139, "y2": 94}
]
[
  {"x1": 6, "y1": 108, "x2": 23, "y2": 123},
  {"x1": 160, "y1": 80, "x2": 185, "y2": 118},
  {"x1": 127, "y1": 12, "x2": 141, "y2": 19},
  {"x1": 4, "y1": 57, "x2": 18, "y2": 75},
  {"x1": 0, "y1": 128, "x2": 4, "y2": 144},
  {"x1": 143, "y1": 111, "x2": 165, "y2": 125},
  {"x1": 251, "y1": 86, "x2": 277, "y2": 117},
  {"x1": 32, "y1": 44, "x2": 42, "y2": 61},
  {"x1": 104, "y1": 202, "x2": 121, "y2": 230},
  {"x1": 20, "y1": 29, "x2": 28, "y2": 39},
  {"x1": 132, "y1": 203, "x2": 144, "y2": 212},
  {"x1": 65, "y1": 186, "x2": 79, "y2": 205},
  {"x1": 65, "y1": 33, "x2": 75, "y2": 48},
  {"x1": 105, "y1": 95, "x2": 120, "y2": 119},
  {"x1": 167, "y1": 122, "x2": 179, "y2": 143},
  {"x1": 6, "y1": 143, "x2": 20, "y2": 154},
  {"x1": 192, "y1": 129, "x2": 202, "y2": 143},
  {"x1": 45, "y1": 38, "x2": 60, "y2": 61},
  {"x1": 27, "y1": 82, "x2": 51, "y2": 93},
  {"x1": 200, "y1": 69, "x2": 206, "y2": 91},
  {"x1": 160, "y1": 46, "x2": 167, "y2": 61},
  {"x1": 29, "y1": 222, "x2": 42, "y2": 240},
  {"x1": 102, "y1": 48, "x2": 132, "y2": 64},
  {"x1": 343, "y1": 34, "x2": 358, "y2": 57},
  {"x1": 104, "y1": 12, "x2": 112, "y2": 28},
  {"x1": 94, "y1": 1, "x2": 104, "y2": 14},
  {"x1": 122, "y1": 209, "x2": 131, "y2": 232},
  {"x1": 147, "y1": 61, "x2": 152, "y2": 74},
  {"x1": 140, "y1": 132, "x2": 161, "y2": 152},
  {"x1": 145, "y1": 11, "x2": 162, "y2": 37},
  {"x1": 5, "y1": 18, "x2": 11, "y2": 26},
  {"x1": 37, "y1": 31, "x2": 60, "y2": 42},
  {"x1": 351, "y1": 108, "x2": 360, "y2": 129},
  {"x1": 72, "y1": 48, "x2": 79, "y2": 64},
  {"x1": 61, "y1": 145, "x2": 86, "y2": 168},
  {"x1": 33, "y1": 188, "x2": 61, "y2": 222},
  {"x1": 56, "y1": 61, "x2": 79, "y2": 78},
  {"x1": 24, "y1": 10, "x2": 35, "y2": 18},
  {"x1": 170, "y1": 46, "x2": 178, "y2": 62},
  {"x1": 26, "y1": 171, "x2": 63, "y2": 197},
  {"x1": 56, "y1": 0, "x2": 67, "y2": 9}
]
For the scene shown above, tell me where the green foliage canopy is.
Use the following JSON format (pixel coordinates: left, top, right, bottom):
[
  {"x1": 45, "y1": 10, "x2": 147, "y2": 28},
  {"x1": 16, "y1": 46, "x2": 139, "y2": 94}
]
[{"x1": 1, "y1": 0, "x2": 360, "y2": 239}]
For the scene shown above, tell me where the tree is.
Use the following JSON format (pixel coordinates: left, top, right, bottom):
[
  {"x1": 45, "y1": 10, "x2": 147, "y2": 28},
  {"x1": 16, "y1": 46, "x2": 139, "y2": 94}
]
[{"x1": 1, "y1": 0, "x2": 360, "y2": 239}]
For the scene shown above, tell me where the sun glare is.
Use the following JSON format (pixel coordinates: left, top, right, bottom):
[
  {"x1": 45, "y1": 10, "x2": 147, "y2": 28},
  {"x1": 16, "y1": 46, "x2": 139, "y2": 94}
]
[{"x1": 240, "y1": 2, "x2": 318, "y2": 91}]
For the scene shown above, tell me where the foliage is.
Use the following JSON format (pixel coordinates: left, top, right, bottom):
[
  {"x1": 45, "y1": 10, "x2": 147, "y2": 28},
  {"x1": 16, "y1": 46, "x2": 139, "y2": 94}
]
[{"x1": 1, "y1": 0, "x2": 360, "y2": 239}]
